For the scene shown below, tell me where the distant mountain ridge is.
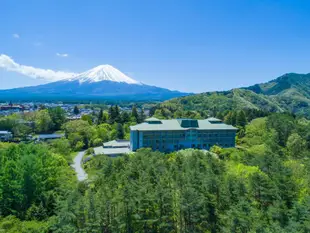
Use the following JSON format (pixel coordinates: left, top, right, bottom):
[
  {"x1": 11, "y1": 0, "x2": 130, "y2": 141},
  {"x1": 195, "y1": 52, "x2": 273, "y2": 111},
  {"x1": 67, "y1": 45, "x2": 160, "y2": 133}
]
[
  {"x1": 0, "y1": 65, "x2": 188, "y2": 101},
  {"x1": 162, "y1": 73, "x2": 310, "y2": 117},
  {"x1": 245, "y1": 73, "x2": 310, "y2": 116},
  {"x1": 246, "y1": 73, "x2": 310, "y2": 97}
]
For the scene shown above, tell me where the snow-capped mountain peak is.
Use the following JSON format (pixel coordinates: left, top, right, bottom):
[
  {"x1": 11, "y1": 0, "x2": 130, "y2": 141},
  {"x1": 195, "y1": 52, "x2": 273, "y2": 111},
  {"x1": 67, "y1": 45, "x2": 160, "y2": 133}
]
[{"x1": 69, "y1": 64, "x2": 140, "y2": 84}]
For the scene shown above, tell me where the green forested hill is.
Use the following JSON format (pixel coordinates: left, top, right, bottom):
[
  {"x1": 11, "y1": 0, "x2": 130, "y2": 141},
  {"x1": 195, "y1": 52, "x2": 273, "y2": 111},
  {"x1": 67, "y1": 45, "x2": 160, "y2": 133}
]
[
  {"x1": 162, "y1": 89, "x2": 283, "y2": 113},
  {"x1": 246, "y1": 73, "x2": 310, "y2": 116},
  {"x1": 160, "y1": 73, "x2": 310, "y2": 117},
  {"x1": 246, "y1": 73, "x2": 310, "y2": 96}
]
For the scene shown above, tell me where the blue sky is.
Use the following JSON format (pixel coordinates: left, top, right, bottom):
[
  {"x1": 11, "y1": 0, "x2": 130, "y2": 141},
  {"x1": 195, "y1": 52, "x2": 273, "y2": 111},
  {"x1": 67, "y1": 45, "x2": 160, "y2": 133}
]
[{"x1": 1, "y1": 0, "x2": 310, "y2": 92}]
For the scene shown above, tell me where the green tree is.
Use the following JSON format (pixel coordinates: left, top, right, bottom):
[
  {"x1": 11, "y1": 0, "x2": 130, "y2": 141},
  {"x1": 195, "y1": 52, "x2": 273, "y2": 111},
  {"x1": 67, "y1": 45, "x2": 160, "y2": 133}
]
[
  {"x1": 236, "y1": 110, "x2": 247, "y2": 127},
  {"x1": 121, "y1": 111, "x2": 130, "y2": 124},
  {"x1": 138, "y1": 108, "x2": 146, "y2": 123},
  {"x1": 97, "y1": 123, "x2": 111, "y2": 142},
  {"x1": 73, "y1": 106, "x2": 80, "y2": 115},
  {"x1": 51, "y1": 138, "x2": 72, "y2": 162},
  {"x1": 131, "y1": 105, "x2": 139, "y2": 122},
  {"x1": 114, "y1": 105, "x2": 121, "y2": 123},
  {"x1": 63, "y1": 120, "x2": 95, "y2": 150},
  {"x1": 81, "y1": 114, "x2": 92, "y2": 125},
  {"x1": 26, "y1": 202, "x2": 47, "y2": 221},
  {"x1": 287, "y1": 133, "x2": 307, "y2": 158},
  {"x1": 102, "y1": 111, "x2": 108, "y2": 124},
  {"x1": 231, "y1": 111, "x2": 237, "y2": 125},
  {"x1": 12, "y1": 124, "x2": 32, "y2": 138},
  {"x1": 108, "y1": 106, "x2": 114, "y2": 124},
  {"x1": 97, "y1": 109, "x2": 104, "y2": 125},
  {"x1": 34, "y1": 110, "x2": 54, "y2": 133},
  {"x1": 48, "y1": 107, "x2": 66, "y2": 130},
  {"x1": 267, "y1": 113, "x2": 295, "y2": 147},
  {"x1": 216, "y1": 111, "x2": 224, "y2": 120},
  {"x1": 108, "y1": 105, "x2": 120, "y2": 124},
  {"x1": 224, "y1": 111, "x2": 233, "y2": 124},
  {"x1": 116, "y1": 123, "x2": 124, "y2": 139}
]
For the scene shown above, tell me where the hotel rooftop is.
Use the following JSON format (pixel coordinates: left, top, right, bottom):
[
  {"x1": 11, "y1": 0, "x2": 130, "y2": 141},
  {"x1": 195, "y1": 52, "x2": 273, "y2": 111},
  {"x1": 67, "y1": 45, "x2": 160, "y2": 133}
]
[{"x1": 130, "y1": 117, "x2": 237, "y2": 131}]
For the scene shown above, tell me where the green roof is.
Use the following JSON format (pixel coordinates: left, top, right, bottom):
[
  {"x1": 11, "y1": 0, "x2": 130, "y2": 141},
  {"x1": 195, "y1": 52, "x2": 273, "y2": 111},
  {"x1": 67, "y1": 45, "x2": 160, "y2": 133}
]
[{"x1": 130, "y1": 119, "x2": 237, "y2": 131}]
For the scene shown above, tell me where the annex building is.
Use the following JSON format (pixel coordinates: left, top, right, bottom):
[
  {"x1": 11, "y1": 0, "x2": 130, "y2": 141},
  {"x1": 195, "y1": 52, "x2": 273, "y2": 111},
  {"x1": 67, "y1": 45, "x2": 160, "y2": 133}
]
[
  {"x1": 0, "y1": 131, "x2": 13, "y2": 142},
  {"x1": 130, "y1": 117, "x2": 237, "y2": 152}
]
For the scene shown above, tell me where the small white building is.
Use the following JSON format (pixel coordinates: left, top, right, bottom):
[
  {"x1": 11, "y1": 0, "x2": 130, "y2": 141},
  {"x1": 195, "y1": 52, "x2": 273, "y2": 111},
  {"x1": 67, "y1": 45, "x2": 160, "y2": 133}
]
[
  {"x1": 94, "y1": 140, "x2": 130, "y2": 157},
  {"x1": 0, "y1": 131, "x2": 13, "y2": 141}
]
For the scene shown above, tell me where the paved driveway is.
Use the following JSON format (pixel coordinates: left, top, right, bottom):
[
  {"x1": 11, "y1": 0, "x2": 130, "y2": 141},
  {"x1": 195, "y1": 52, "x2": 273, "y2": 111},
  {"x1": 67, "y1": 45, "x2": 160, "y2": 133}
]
[{"x1": 72, "y1": 151, "x2": 88, "y2": 181}]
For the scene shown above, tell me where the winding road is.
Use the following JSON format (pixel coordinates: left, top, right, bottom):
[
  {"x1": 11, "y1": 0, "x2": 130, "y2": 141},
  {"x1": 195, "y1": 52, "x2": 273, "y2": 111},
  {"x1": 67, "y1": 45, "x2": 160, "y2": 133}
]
[{"x1": 72, "y1": 151, "x2": 88, "y2": 181}]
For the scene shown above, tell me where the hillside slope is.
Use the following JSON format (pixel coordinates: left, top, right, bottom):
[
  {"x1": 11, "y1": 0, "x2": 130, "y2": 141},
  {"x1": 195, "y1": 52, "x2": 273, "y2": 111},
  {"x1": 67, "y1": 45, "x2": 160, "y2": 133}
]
[
  {"x1": 162, "y1": 89, "x2": 283, "y2": 112},
  {"x1": 162, "y1": 73, "x2": 310, "y2": 117},
  {"x1": 246, "y1": 73, "x2": 310, "y2": 116}
]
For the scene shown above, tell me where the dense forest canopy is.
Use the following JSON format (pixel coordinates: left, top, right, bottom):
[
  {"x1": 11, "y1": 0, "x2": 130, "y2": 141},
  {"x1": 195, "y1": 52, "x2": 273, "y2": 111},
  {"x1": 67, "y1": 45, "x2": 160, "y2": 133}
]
[{"x1": 1, "y1": 108, "x2": 310, "y2": 232}]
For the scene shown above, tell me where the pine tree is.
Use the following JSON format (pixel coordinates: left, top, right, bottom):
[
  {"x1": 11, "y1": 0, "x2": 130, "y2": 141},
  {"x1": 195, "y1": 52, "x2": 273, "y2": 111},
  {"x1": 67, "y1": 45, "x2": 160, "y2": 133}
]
[
  {"x1": 131, "y1": 105, "x2": 139, "y2": 122},
  {"x1": 114, "y1": 105, "x2": 121, "y2": 123},
  {"x1": 236, "y1": 110, "x2": 247, "y2": 127},
  {"x1": 138, "y1": 108, "x2": 146, "y2": 123},
  {"x1": 116, "y1": 123, "x2": 124, "y2": 139},
  {"x1": 121, "y1": 111, "x2": 130, "y2": 123},
  {"x1": 98, "y1": 109, "x2": 103, "y2": 125},
  {"x1": 231, "y1": 111, "x2": 237, "y2": 126},
  {"x1": 224, "y1": 111, "x2": 233, "y2": 125},
  {"x1": 102, "y1": 112, "x2": 107, "y2": 123},
  {"x1": 149, "y1": 106, "x2": 157, "y2": 116},
  {"x1": 212, "y1": 106, "x2": 217, "y2": 117},
  {"x1": 216, "y1": 112, "x2": 224, "y2": 120},
  {"x1": 108, "y1": 106, "x2": 115, "y2": 124},
  {"x1": 73, "y1": 106, "x2": 80, "y2": 115}
]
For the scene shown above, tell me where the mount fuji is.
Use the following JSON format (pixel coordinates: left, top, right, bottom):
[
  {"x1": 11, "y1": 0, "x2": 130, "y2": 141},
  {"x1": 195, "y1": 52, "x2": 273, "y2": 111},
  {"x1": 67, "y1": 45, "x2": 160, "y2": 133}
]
[
  {"x1": 0, "y1": 65, "x2": 188, "y2": 101},
  {"x1": 69, "y1": 65, "x2": 141, "y2": 84}
]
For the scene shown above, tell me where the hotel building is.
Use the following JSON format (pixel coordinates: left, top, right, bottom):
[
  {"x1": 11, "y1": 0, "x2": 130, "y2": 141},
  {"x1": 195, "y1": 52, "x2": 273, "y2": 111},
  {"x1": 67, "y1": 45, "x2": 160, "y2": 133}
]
[{"x1": 130, "y1": 117, "x2": 237, "y2": 152}]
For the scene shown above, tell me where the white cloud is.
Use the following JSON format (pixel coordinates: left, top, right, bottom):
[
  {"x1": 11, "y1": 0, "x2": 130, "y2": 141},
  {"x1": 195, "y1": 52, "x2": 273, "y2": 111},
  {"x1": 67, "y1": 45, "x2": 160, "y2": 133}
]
[
  {"x1": 56, "y1": 53, "x2": 69, "y2": 57},
  {"x1": 0, "y1": 54, "x2": 77, "y2": 82},
  {"x1": 12, "y1": 33, "x2": 20, "y2": 39}
]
